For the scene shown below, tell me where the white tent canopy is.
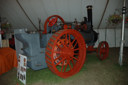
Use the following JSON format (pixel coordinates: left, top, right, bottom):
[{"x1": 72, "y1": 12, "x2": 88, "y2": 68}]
[
  {"x1": 0, "y1": 0, "x2": 126, "y2": 30},
  {"x1": 0, "y1": 0, "x2": 128, "y2": 47}
]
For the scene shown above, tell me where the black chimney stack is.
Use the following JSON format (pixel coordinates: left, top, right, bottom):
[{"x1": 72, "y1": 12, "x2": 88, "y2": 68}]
[{"x1": 86, "y1": 5, "x2": 93, "y2": 29}]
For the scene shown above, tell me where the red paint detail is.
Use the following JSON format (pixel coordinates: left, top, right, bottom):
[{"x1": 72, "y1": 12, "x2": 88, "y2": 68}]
[
  {"x1": 87, "y1": 46, "x2": 96, "y2": 52},
  {"x1": 83, "y1": 24, "x2": 87, "y2": 30},
  {"x1": 43, "y1": 15, "x2": 65, "y2": 34},
  {"x1": 96, "y1": 41, "x2": 109, "y2": 60},
  {"x1": 45, "y1": 29, "x2": 86, "y2": 78},
  {"x1": 74, "y1": 24, "x2": 87, "y2": 31},
  {"x1": 9, "y1": 36, "x2": 15, "y2": 45},
  {"x1": 48, "y1": 17, "x2": 58, "y2": 27},
  {"x1": 63, "y1": 25, "x2": 71, "y2": 29},
  {"x1": 69, "y1": 25, "x2": 72, "y2": 29},
  {"x1": 75, "y1": 25, "x2": 80, "y2": 30},
  {"x1": 63, "y1": 25, "x2": 68, "y2": 29}
]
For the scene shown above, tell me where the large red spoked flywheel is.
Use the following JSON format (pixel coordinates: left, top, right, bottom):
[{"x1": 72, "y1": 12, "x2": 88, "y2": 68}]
[
  {"x1": 43, "y1": 15, "x2": 65, "y2": 34},
  {"x1": 97, "y1": 41, "x2": 109, "y2": 60},
  {"x1": 45, "y1": 29, "x2": 86, "y2": 78}
]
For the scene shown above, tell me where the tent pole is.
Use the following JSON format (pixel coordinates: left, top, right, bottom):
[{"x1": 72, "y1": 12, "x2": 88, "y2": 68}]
[{"x1": 119, "y1": 0, "x2": 126, "y2": 66}]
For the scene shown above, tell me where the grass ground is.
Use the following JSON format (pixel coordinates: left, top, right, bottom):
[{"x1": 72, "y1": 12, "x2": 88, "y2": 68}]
[{"x1": 0, "y1": 48, "x2": 128, "y2": 85}]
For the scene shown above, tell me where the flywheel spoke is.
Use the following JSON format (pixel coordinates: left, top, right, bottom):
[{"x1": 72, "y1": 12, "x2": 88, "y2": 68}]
[
  {"x1": 68, "y1": 61, "x2": 72, "y2": 70},
  {"x1": 71, "y1": 60, "x2": 75, "y2": 66},
  {"x1": 68, "y1": 34, "x2": 71, "y2": 44},
  {"x1": 65, "y1": 34, "x2": 68, "y2": 42},
  {"x1": 71, "y1": 38, "x2": 76, "y2": 45},
  {"x1": 61, "y1": 61, "x2": 64, "y2": 72},
  {"x1": 54, "y1": 55, "x2": 62, "y2": 61},
  {"x1": 58, "y1": 39, "x2": 67, "y2": 48},
  {"x1": 74, "y1": 53, "x2": 79, "y2": 55},
  {"x1": 56, "y1": 43, "x2": 62, "y2": 49},
  {"x1": 64, "y1": 62, "x2": 68, "y2": 72},
  {"x1": 54, "y1": 51, "x2": 62, "y2": 54},
  {"x1": 55, "y1": 57, "x2": 66, "y2": 66},
  {"x1": 70, "y1": 56, "x2": 79, "y2": 61},
  {"x1": 73, "y1": 41, "x2": 78, "y2": 48},
  {"x1": 73, "y1": 48, "x2": 80, "y2": 51}
]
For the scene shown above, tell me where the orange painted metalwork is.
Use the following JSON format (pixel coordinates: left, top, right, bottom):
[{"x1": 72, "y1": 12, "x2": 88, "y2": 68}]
[
  {"x1": 48, "y1": 17, "x2": 58, "y2": 27},
  {"x1": 74, "y1": 24, "x2": 87, "y2": 31},
  {"x1": 43, "y1": 15, "x2": 65, "y2": 34},
  {"x1": 43, "y1": 15, "x2": 109, "y2": 78},
  {"x1": 63, "y1": 24, "x2": 71, "y2": 29},
  {"x1": 97, "y1": 41, "x2": 109, "y2": 60},
  {"x1": 45, "y1": 29, "x2": 86, "y2": 78},
  {"x1": 53, "y1": 39, "x2": 68, "y2": 66},
  {"x1": 87, "y1": 46, "x2": 96, "y2": 52}
]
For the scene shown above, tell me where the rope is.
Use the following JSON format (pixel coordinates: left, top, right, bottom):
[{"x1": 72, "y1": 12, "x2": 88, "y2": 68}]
[
  {"x1": 97, "y1": 0, "x2": 109, "y2": 29},
  {"x1": 16, "y1": 0, "x2": 39, "y2": 31},
  {"x1": 97, "y1": 0, "x2": 109, "y2": 43}
]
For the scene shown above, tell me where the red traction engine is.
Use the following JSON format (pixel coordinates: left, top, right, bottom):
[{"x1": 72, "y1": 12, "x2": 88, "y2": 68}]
[{"x1": 43, "y1": 5, "x2": 109, "y2": 78}]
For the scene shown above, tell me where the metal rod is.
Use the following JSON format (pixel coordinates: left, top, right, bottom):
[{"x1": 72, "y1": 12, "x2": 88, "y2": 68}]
[
  {"x1": 38, "y1": 18, "x2": 41, "y2": 31},
  {"x1": 97, "y1": 0, "x2": 109, "y2": 29},
  {"x1": 16, "y1": 0, "x2": 39, "y2": 31},
  {"x1": 97, "y1": 0, "x2": 109, "y2": 44},
  {"x1": 119, "y1": 0, "x2": 126, "y2": 66}
]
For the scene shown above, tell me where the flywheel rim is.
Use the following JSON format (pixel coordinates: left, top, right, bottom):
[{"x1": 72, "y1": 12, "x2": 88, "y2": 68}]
[
  {"x1": 43, "y1": 15, "x2": 65, "y2": 34},
  {"x1": 45, "y1": 29, "x2": 86, "y2": 78}
]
